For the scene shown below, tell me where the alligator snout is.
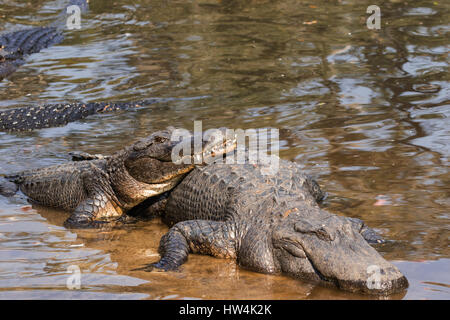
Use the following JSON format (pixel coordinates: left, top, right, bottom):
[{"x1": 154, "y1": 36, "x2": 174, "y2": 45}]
[{"x1": 273, "y1": 215, "x2": 408, "y2": 295}]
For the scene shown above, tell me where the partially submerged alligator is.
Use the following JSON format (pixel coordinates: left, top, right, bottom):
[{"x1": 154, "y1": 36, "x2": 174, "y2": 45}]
[
  {"x1": 0, "y1": 0, "x2": 88, "y2": 81},
  {"x1": 136, "y1": 159, "x2": 408, "y2": 295},
  {"x1": 0, "y1": 27, "x2": 63, "y2": 80},
  {"x1": 0, "y1": 98, "x2": 176, "y2": 131},
  {"x1": 0, "y1": 128, "x2": 236, "y2": 228},
  {"x1": 0, "y1": 1, "x2": 205, "y2": 132},
  {"x1": 0, "y1": 96, "x2": 208, "y2": 132}
]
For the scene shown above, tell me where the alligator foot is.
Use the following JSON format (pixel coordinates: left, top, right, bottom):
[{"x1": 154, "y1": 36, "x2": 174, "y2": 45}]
[
  {"x1": 131, "y1": 262, "x2": 180, "y2": 272},
  {"x1": 63, "y1": 165, "x2": 124, "y2": 229},
  {"x1": 63, "y1": 214, "x2": 140, "y2": 229},
  {"x1": 132, "y1": 261, "x2": 181, "y2": 273},
  {"x1": 63, "y1": 219, "x2": 116, "y2": 230},
  {"x1": 150, "y1": 220, "x2": 237, "y2": 272}
]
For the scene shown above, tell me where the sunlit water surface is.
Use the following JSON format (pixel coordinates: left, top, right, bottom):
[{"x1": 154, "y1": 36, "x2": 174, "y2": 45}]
[{"x1": 0, "y1": 0, "x2": 448, "y2": 299}]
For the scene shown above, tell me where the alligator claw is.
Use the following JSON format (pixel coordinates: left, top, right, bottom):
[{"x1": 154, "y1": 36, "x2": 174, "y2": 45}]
[
  {"x1": 152, "y1": 262, "x2": 175, "y2": 271},
  {"x1": 132, "y1": 262, "x2": 179, "y2": 272},
  {"x1": 63, "y1": 219, "x2": 112, "y2": 230}
]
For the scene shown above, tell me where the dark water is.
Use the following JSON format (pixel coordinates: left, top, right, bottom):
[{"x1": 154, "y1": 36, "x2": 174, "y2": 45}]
[{"x1": 0, "y1": 0, "x2": 448, "y2": 299}]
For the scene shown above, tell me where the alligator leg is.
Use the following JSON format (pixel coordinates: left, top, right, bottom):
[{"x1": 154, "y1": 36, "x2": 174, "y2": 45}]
[
  {"x1": 138, "y1": 220, "x2": 237, "y2": 271},
  {"x1": 63, "y1": 192, "x2": 125, "y2": 229},
  {"x1": 62, "y1": 165, "x2": 124, "y2": 229}
]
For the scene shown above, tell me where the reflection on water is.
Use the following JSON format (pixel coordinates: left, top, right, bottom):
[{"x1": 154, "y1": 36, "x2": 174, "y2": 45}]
[{"x1": 0, "y1": 0, "x2": 448, "y2": 299}]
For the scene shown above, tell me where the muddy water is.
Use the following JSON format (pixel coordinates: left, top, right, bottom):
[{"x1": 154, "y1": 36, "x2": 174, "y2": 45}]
[{"x1": 0, "y1": 0, "x2": 448, "y2": 299}]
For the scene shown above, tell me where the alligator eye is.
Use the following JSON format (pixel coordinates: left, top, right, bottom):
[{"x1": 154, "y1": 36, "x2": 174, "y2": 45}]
[
  {"x1": 273, "y1": 237, "x2": 307, "y2": 259},
  {"x1": 282, "y1": 242, "x2": 307, "y2": 258},
  {"x1": 153, "y1": 136, "x2": 168, "y2": 143},
  {"x1": 294, "y1": 221, "x2": 335, "y2": 242},
  {"x1": 133, "y1": 140, "x2": 153, "y2": 151},
  {"x1": 314, "y1": 226, "x2": 335, "y2": 242}
]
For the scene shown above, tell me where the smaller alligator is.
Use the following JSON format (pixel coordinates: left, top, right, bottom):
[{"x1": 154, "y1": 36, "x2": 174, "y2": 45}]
[
  {"x1": 0, "y1": 127, "x2": 236, "y2": 228},
  {"x1": 0, "y1": 0, "x2": 89, "y2": 81},
  {"x1": 135, "y1": 159, "x2": 408, "y2": 295}
]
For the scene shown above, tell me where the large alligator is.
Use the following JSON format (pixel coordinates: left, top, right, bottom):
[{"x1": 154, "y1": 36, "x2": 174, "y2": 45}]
[
  {"x1": 0, "y1": 0, "x2": 89, "y2": 81},
  {"x1": 136, "y1": 158, "x2": 408, "y2": 295},
  {"x1": 0, "y1": 127, "x2": 236, "y2": 228}
]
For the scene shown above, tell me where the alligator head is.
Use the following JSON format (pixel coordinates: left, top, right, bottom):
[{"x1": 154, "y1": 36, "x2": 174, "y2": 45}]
[
  {"x1": 123, "y1": 127, "x2": 237, "y2": 191},
  {"x1": 272, "y1": 211, "x2": 408, "y2": 295}
]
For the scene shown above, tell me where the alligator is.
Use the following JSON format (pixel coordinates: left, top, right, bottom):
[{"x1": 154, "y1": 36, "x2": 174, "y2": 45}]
[
  {"x1": 0, "y1": 1, "x2": 205, "y2": 132},
  {"x1": 0, "y1": 98, "x2": 177, "y2": 131},
  {"x1": 0, "y1": 0, "x2": 88, "y2": 81},
  {"x1": 0, "y1": 27, "x2": 64, "y2": 81},
  {"x1": 135, "y1": 158, "x2": 408, "y2": 295},
  {"x1": 0, "y1": 127, "x2": 236, "y2": 228}
]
